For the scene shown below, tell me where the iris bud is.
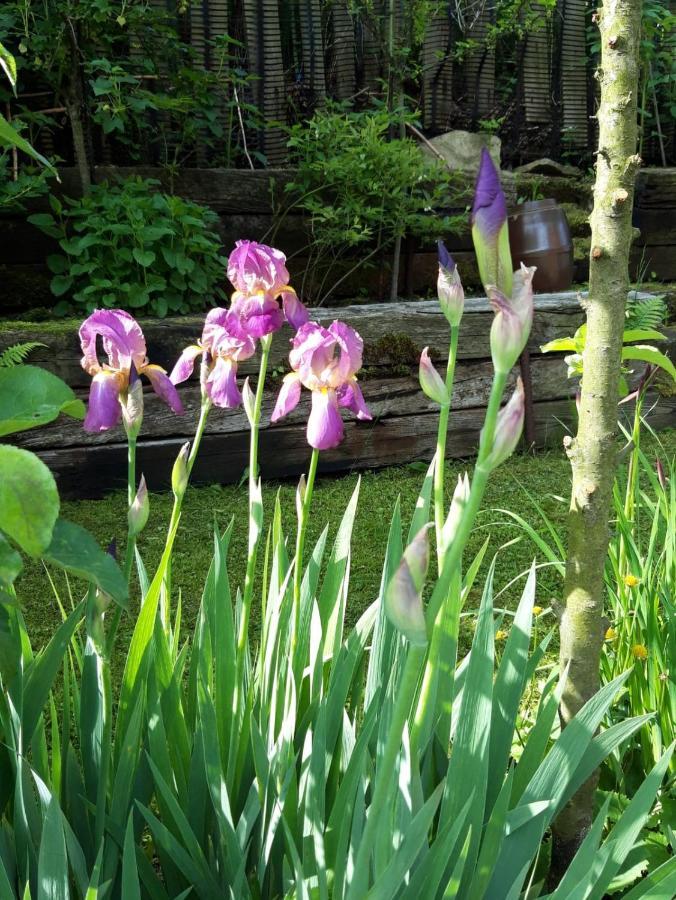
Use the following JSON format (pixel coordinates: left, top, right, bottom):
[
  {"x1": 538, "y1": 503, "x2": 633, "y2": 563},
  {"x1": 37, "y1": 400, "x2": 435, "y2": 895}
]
[
  {"x1": 442, "y1": 472, "x2": 470, "y2": 551},
  {"x1": 419, "y1": 348, "x2": 449, "y2": 406},
  {"x1": 487, "y1": 264, "x2": 535, "y2": 375},
  {"x1": 471, "y1": 148, "x2": 513, "y2": 298},
  {"x1": 482, "y1": 378, "x2": 525, "y2": 470},
  {"x1": 385, "y1": 525, "x2": 430, "y2": 646},
  {"x1": 242, "y1": 377, "x2": 255, "y2": 426},
  {"x1": 437, "y1": 241, "x2": 464, "y2": 327},
  {"x1": 172, "y1": 442, "x2": 190, "y2": 499},
  {"x1": 128, "y1": 475, "x2": 149, "y2": 537},
  {"x1": 121, "y1": 367, "x2": 144, "y2": 439}
]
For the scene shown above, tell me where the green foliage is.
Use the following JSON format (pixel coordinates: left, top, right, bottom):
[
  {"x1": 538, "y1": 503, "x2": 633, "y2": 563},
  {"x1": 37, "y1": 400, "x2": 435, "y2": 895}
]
[
  {"x1": 0, "y1": 364, "x2": 84, "y2": 434},
  {"x1": 0, "y1": 341, "x2": 46, "y2": 367},
  {"x1": 541, "y1": 299, "x2": 675, "y2": 395},
  {"x1": 0, "y1": 4, "x2": 263, "y2": 172},
  {"x1": 503, "y1": 409, "x2": 675, "y2": 794},
  {"x1": 285, "y1": 103, "x2": 464, "y2": 302},
  {"x1": 626, "y1": 293, "x2": 669, "y2": 331},
  {"x1": 29, "y1": 178, "x2": 229, "y2": 317}
]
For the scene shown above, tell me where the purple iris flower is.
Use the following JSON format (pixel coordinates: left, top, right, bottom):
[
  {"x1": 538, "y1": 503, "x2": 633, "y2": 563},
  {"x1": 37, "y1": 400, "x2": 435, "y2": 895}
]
[
  {"x1": 471, "y1": 148, "x2": 512, "y2": 297},
  {"x1": 227, "y1": 240, "x2": 309, "y2": 338},
  {"x1": 79, "y1": 309, "x2": 182, "y2": 432},
  {"x1": 271, "y1": 321, "x2": 372, "y2": 450},
  {"x1": 170, "y1": 307, "x2": 257, "y2": 409}
]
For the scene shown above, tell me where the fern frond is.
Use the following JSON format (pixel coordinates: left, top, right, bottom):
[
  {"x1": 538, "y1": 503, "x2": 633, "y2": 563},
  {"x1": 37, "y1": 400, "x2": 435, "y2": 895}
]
[
  {"x1": 625, "y1": 296, "x2": 667, "y2": 331},
  {"x1": 0, "y1": 341, "x2": 47, "y2": 367}
]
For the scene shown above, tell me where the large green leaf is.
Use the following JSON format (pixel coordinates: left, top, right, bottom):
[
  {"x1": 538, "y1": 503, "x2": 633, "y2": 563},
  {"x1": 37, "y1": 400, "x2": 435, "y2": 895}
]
[
  {"x1": 36, "y1": 795, "x2": 69, "y2": 900},
  {"x1": 0, "y1": 41, "x2": 17, "y2": 90},
  {"x1": 0, "y1": 366, "x2": 85, "y2": 437},
  {"x1": 0, "y1": 445, "x2": 59, "y2": 556},
  {"x1": 0, "y1": 111, "x2": 56, "y2": 172},
  {"x1": 0, "y1": 531, "x2": 22, "y2": 590},
  {"x1": 621, "y1": 345, "x2": 676, "y2": 382},
  {"x1": 43, "y1": 519, "x2": 128, "y2": 608}
]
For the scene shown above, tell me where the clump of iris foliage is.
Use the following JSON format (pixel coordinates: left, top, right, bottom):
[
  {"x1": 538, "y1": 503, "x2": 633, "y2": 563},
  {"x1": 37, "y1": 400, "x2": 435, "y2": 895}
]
[{"x1": 0, "y1": 151, "x2": 674, "y2": 900}]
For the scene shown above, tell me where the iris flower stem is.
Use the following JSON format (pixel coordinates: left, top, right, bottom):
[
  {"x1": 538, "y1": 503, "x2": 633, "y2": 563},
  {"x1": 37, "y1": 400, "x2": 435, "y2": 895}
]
[
  {"x1": 433, "y1": 326, "x2": 459, "y2": 569},
  {"x1": 122, "y1": 436, "x2": 137, "y2": 582},
  {"x1": 236, "y1": 335, "x2": 272, "y2": 665},
  {"x1": 160, "y1": 397, "x2": 212, "y2": 630},
  {"x1": 354, "y1": 371, "x2": 508, "y2": 881},
  {"x1": 290, "y1": 447, "x2": 319, "y2": 659},
  {"x1": 411, "y1": 370, "x2": 507, "y2": 757}
]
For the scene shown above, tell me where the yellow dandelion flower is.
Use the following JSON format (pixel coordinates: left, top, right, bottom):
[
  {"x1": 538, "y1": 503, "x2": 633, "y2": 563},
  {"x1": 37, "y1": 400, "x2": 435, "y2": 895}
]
[
  {"x1": 495, "y1": 629, "x2": 508, "y2": 641},
  {"x1": 532, "y1": 605, "x2": 544, "y2": 617},
  {"x1": 631, "y1": 643, "x2": 648, "y2": 660},
  {"x1": 623, "y1": 574, "x2": 640, "y2": 588},
  {"x1": 605, "y1": 627, "x2": 617, "y2": 641}
]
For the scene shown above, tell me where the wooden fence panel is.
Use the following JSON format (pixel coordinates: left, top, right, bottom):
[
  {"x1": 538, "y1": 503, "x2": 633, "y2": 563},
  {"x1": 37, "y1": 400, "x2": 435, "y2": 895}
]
[{"x1": 422, "y1": 7, "x2": 453, "y2": 131}]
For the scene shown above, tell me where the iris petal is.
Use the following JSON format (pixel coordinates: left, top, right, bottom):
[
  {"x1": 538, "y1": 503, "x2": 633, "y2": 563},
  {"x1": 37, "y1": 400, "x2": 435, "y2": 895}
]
[
  {"x1": 144, "y1": 364, "x2": 184, "y2": 415},
  {"x1": 271, "y1": 373, "x2": 302, "y2": 422},
  {"x1": 307, "y1": 389, "x2": 343, "y2": 450},
  {"x1": 170, "y1": 345, "x2": 202, "y2": 385},
  {"x1": 84, "y1": 371, "x2": 123, "y2": 432},
  {"x1": 207, "y1": 357, "x2": 242, "y2": 408}
]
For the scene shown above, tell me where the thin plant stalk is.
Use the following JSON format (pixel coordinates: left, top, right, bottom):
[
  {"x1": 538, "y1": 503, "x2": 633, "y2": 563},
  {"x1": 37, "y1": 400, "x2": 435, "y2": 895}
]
[
  {"x1": 160, "y1": 396, "x2": 212, "y2": 628},
  {"x1": 236, "y1": 334, "x2": 272, "y2": 663},
  {"x1": 353, "y1": 370, "x2": 508, "y2": 880},
  {"x1": 290, "y1": 447, "x2": 320, "y2": 658},
  {"x1": 122, "y1": 436, "x2": 137, "y2": 582},
  {"x1": 434, "y1": 326, "x2": 459, "y2": 568}
]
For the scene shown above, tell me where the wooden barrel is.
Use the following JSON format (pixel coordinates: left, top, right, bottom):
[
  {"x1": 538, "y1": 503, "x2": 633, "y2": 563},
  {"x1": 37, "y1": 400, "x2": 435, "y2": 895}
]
[{"x1": 508, "y1": 199, "x2": 574, "y2": 292}]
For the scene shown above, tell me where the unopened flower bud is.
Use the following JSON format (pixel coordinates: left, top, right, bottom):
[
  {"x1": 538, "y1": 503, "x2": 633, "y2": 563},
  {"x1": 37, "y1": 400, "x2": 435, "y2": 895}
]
[
  {"x1": 437, "y1": 241, "x2": 464, "y2": 327},
  {"x1": 656, "y1": 457, "x2": 666, "y2": 490},
  {"x1": 172, "y1": 442, "x2": 190, "y2": 499},
  {"x1": 471, "y1": 148, "x2": 513, "y2": 297},
  {"x1": 296, "y1": 473, "x2": 306, "y2": 523},
  {"x1": 121, "y1": 367, "x2": 144, "y2": 439},
  {"x1": 483, "y1": 378, "x2": 525, "y2": 470},
  {"x1": 442, "y1": 472, "x2": 470, "y2": 551},
  {"x1": 242, "y1": 377, "x2": 255, "y2": 426},
  {"x1": 128, "y1": 475, "x2": 149, "y2": 537},
  {"x1": 419, "y1": 347, "x2": 449, "y2": 406},
  {"x1": 385, "y1": 524, "x2": 431, "y2": 646},
  {"x1": 488, "y1": 265, "x2": 534, "y2": 375}
]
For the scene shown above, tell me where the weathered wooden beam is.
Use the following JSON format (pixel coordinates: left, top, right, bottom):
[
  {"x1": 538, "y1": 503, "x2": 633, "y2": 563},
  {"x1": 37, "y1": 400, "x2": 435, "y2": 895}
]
[
  {"x1": 12, "y1": 356, "x2": 573, "y2": 452},
  {"x1": 31, "y1": 394, "x2": 675, "y2": 500},
  {"x1": 0, "y1": 294, "x2": 586, "y2": 388}
]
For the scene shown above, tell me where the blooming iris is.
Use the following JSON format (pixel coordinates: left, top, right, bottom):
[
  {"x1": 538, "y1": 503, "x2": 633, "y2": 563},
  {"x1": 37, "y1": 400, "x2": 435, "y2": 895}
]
[
  {"x1": 227, "y1": 240, "x2": 308, "y2": 337},
  {"x1": 79, "y1": 309, "x2": 182, "y2": 432},
  {"x1": 170, "y1": 307, "x2": 256, "y2": 408},
  {"x1": 471, "y1": 147, "x2": 513, "y2": 298},
  {"x1": 271, "y1": 321, "x2": 372, "y2": 450}
]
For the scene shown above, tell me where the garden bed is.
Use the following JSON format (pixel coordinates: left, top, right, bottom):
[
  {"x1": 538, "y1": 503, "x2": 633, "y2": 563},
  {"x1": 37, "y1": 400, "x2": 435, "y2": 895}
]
[{"x1": 4, "y1": 291, "x2": 674, "y2": 498}]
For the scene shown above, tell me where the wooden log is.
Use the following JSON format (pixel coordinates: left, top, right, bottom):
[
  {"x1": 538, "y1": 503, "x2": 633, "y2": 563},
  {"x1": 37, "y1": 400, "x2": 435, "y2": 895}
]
[
  {"x1": 31, "y1": 393, "x2": 676, "y2": 500},
  {"x1": 11, "y1": 356, "x2": 573, "y2": 452},
  {"x1": 0, "y1": 295, "x2": 586, "y2": 388}
]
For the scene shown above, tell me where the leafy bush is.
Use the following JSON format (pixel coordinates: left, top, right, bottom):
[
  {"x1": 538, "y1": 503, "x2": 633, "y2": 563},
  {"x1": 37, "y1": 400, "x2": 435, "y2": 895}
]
[
  {"x1": 29, "y1": 177, "x2": 229, "y2": 318},
  {"x1": 284, "y1": 103, "x2": 465, "y2": 302}
]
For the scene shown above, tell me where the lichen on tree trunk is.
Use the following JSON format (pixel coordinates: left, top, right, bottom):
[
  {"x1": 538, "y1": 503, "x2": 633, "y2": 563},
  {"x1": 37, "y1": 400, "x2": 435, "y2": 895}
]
[{"x1": 552, "y1": 0, "x2": 642, "y2": 879}]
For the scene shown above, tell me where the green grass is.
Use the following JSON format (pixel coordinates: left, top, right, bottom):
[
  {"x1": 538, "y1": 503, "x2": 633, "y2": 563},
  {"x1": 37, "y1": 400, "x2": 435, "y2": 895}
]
[{"x1": 17, "y1": 430, "x2": 676, "y2": 683}]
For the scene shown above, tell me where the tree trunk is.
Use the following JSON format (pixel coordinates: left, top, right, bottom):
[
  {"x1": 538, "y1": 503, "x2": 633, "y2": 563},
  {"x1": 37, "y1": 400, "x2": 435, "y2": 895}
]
[
  {"x1": 551, "y1": 0, "x2": 642, "y2": 879},
  {"x1": 65, "y1": 24, "x2": 91, "y2": 192}
]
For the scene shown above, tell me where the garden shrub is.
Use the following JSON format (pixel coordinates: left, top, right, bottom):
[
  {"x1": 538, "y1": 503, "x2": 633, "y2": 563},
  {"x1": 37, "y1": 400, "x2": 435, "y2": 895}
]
[{"x1": 29, "y1": 177, "x2": 229, "y2": 318}]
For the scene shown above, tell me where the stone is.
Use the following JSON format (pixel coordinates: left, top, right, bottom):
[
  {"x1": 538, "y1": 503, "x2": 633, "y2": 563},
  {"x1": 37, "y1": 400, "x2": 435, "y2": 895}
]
[
  {"x1": 515, "y1": 158, "x2": 582, "y2": 179},
  {"x1": 421, "y1": 130, "x2": 501, "y2": 174}
]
